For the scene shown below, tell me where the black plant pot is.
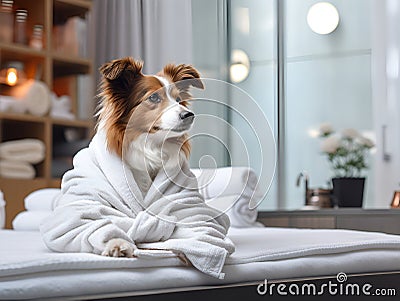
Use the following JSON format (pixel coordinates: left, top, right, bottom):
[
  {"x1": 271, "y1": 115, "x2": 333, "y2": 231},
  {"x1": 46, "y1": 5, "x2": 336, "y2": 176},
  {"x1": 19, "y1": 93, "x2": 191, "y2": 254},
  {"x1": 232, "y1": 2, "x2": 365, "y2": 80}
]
[{"x1": 332, "y1": 177, "x2": 365, "y2": 208}]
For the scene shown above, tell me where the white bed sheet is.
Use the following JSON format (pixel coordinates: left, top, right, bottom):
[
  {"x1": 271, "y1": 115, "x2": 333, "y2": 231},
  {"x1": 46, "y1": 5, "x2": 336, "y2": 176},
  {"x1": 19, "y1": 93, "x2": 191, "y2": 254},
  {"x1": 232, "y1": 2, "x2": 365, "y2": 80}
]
[{"x1": 1, "y1": 227, "x2": 400, "y2": 300}]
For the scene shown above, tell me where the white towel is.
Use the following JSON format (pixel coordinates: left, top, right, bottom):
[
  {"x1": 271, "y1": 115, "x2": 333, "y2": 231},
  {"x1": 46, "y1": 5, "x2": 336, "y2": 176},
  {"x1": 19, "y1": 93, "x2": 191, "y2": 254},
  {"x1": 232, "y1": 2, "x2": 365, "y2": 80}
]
[
  {"x1": 0, "y1": 139, "x2": 45, "y2": 164},
  {"x1": 0, "y1": 191, "x2": 5, "y2": 229},
  {"x1": 24, "y1": 188, "x2": 60, "y2": 211},
  {"x1": 207, "y1": 195, "x2": 263, "y2": 228},
  {"x1": 40, "y1": 130, "x2": 235, "y2": 279},
  {"x1": 50, "y1": 94, "x2": 75, "y2": 120},
  {"x1": 192, "y1": 167, "x2": 263, "y2": 227},
  {"x1": 0, "y1": 95, "x2": 26, "y2": 113},
  {"x1": 0, "y1": 160, "x2": 35, "y2": 179},
  {"x1": 12, "y1": 211, "x2": 51, "y2": 231},
  {"x1": 10, "y1": 79, "x2": 51, "y2": 116},
  {"x1": 192, "y1": 167, "x2": 262, "y2": 201}
]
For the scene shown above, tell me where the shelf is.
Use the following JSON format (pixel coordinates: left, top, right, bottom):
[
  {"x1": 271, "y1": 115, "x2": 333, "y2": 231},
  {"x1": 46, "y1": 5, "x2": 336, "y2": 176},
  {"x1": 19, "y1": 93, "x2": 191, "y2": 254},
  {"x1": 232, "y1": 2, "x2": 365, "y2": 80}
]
[
  {"x1": 0, "y1": 42, "x2": 47, "y2": 58},
  {"x1": 52, "y1": 52, "x2": 91, "y2": 64},
  {"x1": 0, "y1": 0, "x2": 93, "y2": 229},
  {"x1": 0, "y1": 112, "x2": 92, "y2": 128},
  {"x1": 53, "y1": 0, "x2": 91, "y2": 24},
  {"x1": 55, "y1": 0, "x2": 91, "y2": 8},
  {"x1": 50, "y1": 178, "x2": 61, "y2": 187},
  {"x1": 53, "y1": 54, "x2": 91, "y2": 77},
  {"x1": 0, "y1": 177, "x2": 47, "y2": 182},
  {"x1": 0, "y1": 42, "x2": 46, "y2": 81},
  {"x1": 0, "y1": 112, "x2": 47, "y2": 123},
  {"x1": 51, "y1": 117, "x2": 92, "y2": 128},
  {"x1": 0, "y1": 43, "x2": 90, "y2": 67}
]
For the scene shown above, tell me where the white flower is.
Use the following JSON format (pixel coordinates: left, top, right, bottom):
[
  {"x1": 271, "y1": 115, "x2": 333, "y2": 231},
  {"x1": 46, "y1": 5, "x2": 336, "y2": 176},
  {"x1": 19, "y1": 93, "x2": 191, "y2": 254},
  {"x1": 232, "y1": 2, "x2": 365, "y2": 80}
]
[
  {"x1": 358, "y1": 136, "x2": 374, "y2": 148},
  {"x1": 341, "y1": 128, "x2": 360, "y2": 139},
  {"x1": 319, "y1": 123, "x2": 334, "y2": 136},
  {"x1": 321, "y1": 135, "x2": 341, "y2": 154}
]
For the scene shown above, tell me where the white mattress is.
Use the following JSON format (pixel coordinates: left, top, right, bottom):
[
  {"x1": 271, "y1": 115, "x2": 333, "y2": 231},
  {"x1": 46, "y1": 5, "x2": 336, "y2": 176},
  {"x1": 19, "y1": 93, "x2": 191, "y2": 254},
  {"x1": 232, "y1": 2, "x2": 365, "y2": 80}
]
[{"x1": 1, "y1": 227, "x2": 400, "y2": 300}]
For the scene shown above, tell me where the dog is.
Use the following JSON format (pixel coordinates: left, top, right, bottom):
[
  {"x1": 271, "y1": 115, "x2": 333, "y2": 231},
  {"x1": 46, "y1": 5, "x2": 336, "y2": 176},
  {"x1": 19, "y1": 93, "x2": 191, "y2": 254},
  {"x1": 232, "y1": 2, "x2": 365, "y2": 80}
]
[{"x1": 96, "y1": 57, "x2": 204, "y2": 257}]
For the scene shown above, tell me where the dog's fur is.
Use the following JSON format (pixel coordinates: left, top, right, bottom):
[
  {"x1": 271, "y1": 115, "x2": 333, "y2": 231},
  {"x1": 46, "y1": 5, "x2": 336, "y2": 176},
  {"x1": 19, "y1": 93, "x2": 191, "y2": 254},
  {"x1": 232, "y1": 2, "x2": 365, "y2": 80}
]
[{"x1": 96, "y1": 57, "x2": 204, "y2": 257}]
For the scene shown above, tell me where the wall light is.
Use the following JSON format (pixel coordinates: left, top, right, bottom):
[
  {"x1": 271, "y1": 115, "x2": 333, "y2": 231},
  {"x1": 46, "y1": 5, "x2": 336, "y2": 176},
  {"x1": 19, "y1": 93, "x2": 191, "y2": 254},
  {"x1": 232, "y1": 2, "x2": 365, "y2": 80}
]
[
  {"x1": 0, "y1": 61, "x2": 26, "y2": 86},
  {"x1": 307, "y1": 2, "x2": 340, "y2": 35},
  {"x1": 230, "y1": 49, "x2": 250, "y2": 83}
]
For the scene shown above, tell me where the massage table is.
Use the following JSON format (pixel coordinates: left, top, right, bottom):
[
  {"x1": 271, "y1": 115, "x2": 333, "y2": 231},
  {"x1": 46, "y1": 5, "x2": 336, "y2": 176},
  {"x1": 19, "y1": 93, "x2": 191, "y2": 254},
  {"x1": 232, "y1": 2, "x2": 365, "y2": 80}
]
[
  {"x1": 2, "y1": 167, "x2": 400, "y2": 300},
  {"x1": 1, "y1": 226, "x2": 400, "y2": 300}
]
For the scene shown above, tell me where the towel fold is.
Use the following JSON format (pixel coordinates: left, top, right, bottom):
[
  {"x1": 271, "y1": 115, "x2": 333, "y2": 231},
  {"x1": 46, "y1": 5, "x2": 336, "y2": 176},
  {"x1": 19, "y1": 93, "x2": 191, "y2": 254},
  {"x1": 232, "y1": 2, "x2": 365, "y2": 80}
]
[
  {"x1": 0, "y1": 160, "x2": 35, "y2": 179},
  {"x1": 40, "y1": 131, "x2": 235, "y2": 279},
  {"x1": 0, "y1": 139, "x2": 45, "y2": 164},
  {"x1": 12, "y1": 211, "x2": 51, "y2": 231}
]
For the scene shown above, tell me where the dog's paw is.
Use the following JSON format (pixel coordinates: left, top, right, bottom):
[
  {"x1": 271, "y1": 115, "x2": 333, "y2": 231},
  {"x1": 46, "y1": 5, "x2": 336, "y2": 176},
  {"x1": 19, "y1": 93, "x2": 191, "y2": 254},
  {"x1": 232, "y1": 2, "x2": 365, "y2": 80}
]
[{"x1": 101, "y1": 238, "x2": 136, "y2": 258}]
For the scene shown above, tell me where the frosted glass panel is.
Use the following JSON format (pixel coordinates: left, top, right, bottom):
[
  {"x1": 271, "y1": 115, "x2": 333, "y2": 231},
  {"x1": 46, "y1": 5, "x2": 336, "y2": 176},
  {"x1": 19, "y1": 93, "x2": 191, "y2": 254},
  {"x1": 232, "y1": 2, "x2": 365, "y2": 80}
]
[
  {"x1": 285, "y1": 54, "x2": 373, "y2": 209},
  {"x1": 190, "y1": 0, "x2": 229, "y2": 168},
  {"x1": 229, "y1": 0, "x2": 278, "y2": 209},
  {"x1": 231, "y1": 0, "x2": 276, "y2": 61},
  {"x1": 283, "y1": 0, "x2": 374, "y2": 209}
]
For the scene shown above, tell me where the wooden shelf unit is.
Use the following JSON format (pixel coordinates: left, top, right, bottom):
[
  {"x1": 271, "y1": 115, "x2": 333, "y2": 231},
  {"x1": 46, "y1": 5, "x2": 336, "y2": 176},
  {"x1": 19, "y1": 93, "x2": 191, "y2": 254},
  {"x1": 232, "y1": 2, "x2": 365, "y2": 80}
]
[{"x1": 0, "y1": 0, "x2": 94, "y2": 229}]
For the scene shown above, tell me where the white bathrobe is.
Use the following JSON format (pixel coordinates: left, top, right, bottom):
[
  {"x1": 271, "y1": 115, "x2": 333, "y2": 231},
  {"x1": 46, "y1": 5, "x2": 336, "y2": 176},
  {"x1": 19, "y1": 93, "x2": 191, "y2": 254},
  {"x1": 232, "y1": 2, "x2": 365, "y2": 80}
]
[{"x1": 40, "y1": 131, "x2": 235, "y2": 279}]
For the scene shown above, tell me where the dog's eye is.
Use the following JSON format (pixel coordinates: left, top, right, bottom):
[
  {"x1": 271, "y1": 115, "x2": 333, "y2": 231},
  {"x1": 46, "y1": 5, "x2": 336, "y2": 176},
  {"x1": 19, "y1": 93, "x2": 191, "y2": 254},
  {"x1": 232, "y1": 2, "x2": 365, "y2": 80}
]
[
  {"x1": 176, "y1": 97, "x2": 181, "y2": 103},
  {"x1": 149, "y1": 93, "x2": 161, "y2": 103}
]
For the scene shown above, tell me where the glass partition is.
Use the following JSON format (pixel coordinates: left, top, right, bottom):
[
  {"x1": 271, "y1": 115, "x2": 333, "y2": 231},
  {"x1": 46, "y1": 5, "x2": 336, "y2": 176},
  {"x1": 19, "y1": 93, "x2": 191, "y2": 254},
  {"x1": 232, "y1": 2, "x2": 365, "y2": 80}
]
[
  {"x1": 284, "y1": 0, "x2": 374, "y2": 209},
  {"x1": 189, "y1": 0, "x2": 398, "y2": 210}
]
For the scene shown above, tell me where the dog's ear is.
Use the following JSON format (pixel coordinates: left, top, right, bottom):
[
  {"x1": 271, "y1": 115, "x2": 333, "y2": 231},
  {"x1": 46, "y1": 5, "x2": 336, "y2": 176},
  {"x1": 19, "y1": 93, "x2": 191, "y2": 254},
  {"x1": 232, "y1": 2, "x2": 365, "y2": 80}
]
[
  {"x1": 162, "y1": 64, "x2": 204, "y2": 91},
  {"x1": 100, "y1": 57, "x2": 143, "y2": 80}
]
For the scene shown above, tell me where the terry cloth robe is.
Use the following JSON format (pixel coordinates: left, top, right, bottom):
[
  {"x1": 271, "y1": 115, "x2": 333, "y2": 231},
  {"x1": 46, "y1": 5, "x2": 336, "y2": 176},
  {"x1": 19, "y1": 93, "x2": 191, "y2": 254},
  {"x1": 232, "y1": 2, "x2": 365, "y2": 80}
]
[{"x1": 40, "y1": 131, "x2": 235, "y2": 279}]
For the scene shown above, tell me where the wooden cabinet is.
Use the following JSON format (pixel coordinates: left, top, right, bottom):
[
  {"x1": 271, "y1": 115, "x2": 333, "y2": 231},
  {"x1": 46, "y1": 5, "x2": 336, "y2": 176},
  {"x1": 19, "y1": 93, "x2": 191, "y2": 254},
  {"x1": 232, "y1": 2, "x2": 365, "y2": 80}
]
[
  {"x1": 0, "y1": 0, "x2": 94, "y2": 228},
  {"x1": 258, "y1": 209, "x2": 400, "y2": 235}
]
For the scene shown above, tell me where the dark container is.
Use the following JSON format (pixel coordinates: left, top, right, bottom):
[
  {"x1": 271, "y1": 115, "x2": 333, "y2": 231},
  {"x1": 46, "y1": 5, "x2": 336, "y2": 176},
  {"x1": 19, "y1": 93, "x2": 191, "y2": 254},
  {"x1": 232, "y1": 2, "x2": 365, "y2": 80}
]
[{"x1": 332, "y1": 177, "x2": 365, "y2": 208}]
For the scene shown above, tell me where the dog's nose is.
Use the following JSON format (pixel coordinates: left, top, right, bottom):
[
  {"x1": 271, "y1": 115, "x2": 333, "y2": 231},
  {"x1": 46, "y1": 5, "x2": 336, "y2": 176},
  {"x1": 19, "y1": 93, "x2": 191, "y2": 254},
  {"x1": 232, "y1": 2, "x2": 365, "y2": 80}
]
[{"x1": 179, "y1": 111, "x2": 195, "y2": 123}]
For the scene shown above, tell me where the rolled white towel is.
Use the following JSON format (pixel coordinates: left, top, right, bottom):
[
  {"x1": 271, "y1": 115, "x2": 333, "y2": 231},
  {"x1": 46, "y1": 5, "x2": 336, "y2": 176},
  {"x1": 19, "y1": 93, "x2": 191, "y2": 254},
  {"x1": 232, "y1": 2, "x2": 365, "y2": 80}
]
[
  {"x1": 0, "y1": 95, "x2": 26, "y2": 113},
  {"x1": 24, "y1": 188, "x2": 61, "y2": 211},
  {"x1": 0, "y1": 160, "x2": 35, "y2": 179},
  {"x1": 10, "y1": 79, "x2": 51, "y2": 116},
  {"x1": 12, "y1": 211, "x2": 51, "y2": 231},
  {"x1": 206, "y1": 195, "x2": 263, "y2": 228},
  {"x1": 50, "y1": 94, "x2": 74, "y2": 119},
  {"x1": 191, "y1": 167, "x2": 262, "y2": 201},
  {"x1": 0, "y1": 139, "x2": 45, "y2": 164}
]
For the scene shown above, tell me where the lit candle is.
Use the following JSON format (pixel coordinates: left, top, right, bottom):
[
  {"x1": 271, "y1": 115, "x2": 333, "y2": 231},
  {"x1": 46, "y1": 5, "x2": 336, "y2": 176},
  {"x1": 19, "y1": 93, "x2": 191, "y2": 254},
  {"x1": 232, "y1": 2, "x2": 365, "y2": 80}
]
[{"x1": 6, "y1": 67, "x2": 18, "y2": 86}]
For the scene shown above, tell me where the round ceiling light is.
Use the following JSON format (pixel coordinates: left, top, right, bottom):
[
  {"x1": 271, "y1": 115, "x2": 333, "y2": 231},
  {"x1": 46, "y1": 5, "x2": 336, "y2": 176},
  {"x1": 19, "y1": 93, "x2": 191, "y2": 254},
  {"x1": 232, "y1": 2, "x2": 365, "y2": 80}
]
[{"x1": 307, "y1": 2, "x2": 340, "y2": 35}]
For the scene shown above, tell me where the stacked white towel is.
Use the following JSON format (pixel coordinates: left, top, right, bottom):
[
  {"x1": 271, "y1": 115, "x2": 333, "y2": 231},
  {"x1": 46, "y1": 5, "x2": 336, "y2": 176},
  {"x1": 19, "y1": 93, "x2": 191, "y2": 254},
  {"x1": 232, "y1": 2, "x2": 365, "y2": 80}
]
[
  {"x1": 0, "y1": 139, "x2": 45, "y2": 179},
  {"x1": 12, "y1": 188, "x2": 59, "y2": 231},
  {"x1": 192, "y1": 167, "x2": 263, "y2": 228}
]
